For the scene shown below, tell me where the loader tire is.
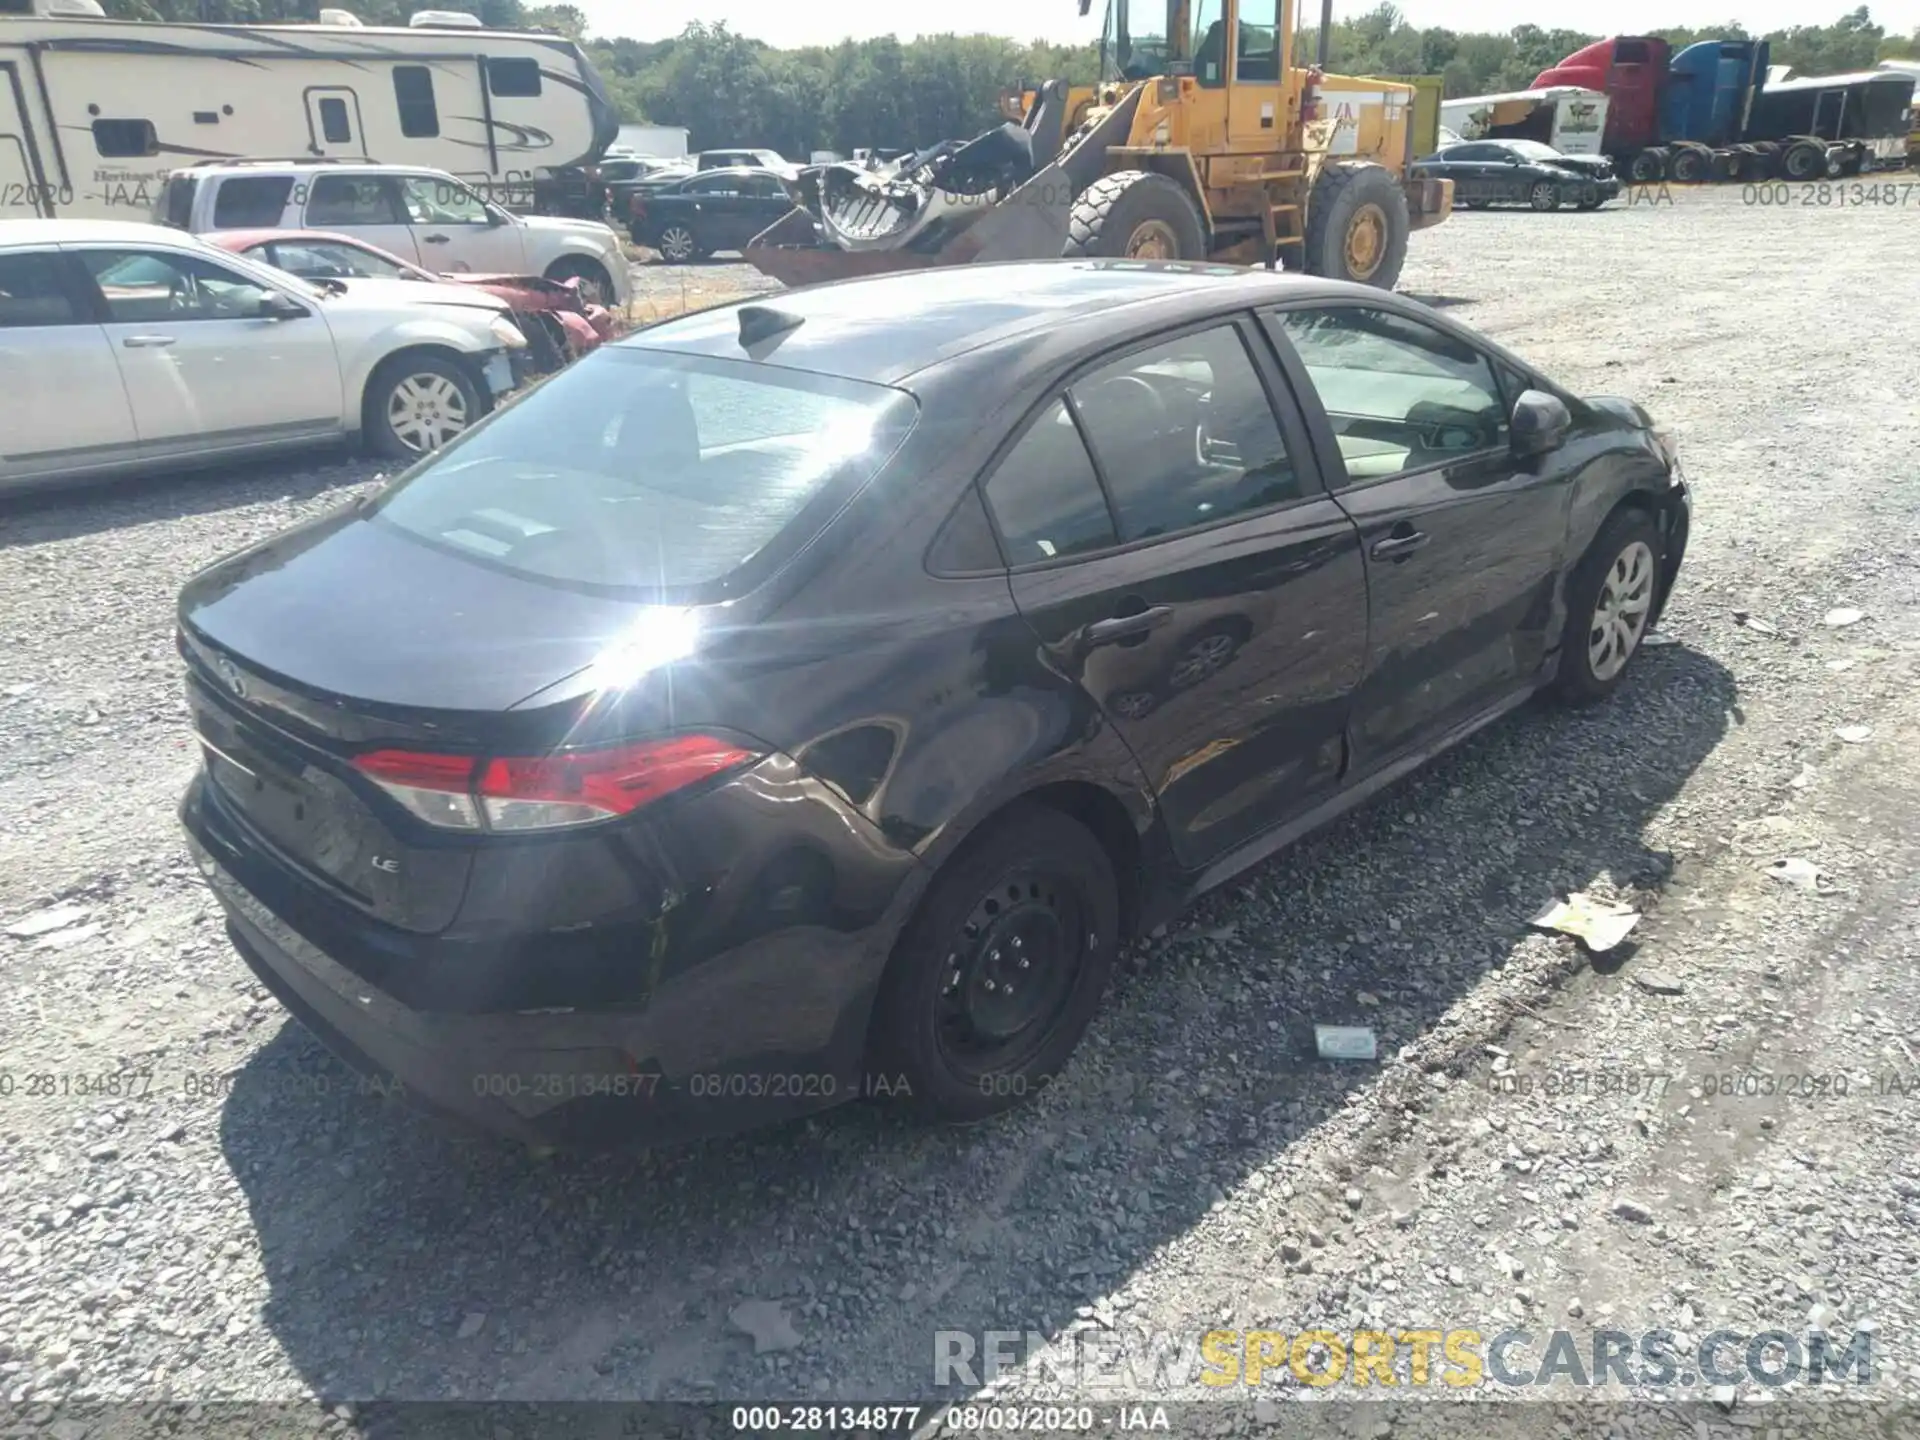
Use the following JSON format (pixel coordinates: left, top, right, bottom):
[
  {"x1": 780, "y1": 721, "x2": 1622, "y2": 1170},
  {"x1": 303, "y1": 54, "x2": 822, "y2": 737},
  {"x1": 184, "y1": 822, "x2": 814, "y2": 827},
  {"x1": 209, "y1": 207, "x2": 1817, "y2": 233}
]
[
  {"x1": 1063, "y1": 171, "x2": 1205, "y2": 261},
  {"x1": 1304, "y1": 161, "x2": 1410, "y2": 290}
]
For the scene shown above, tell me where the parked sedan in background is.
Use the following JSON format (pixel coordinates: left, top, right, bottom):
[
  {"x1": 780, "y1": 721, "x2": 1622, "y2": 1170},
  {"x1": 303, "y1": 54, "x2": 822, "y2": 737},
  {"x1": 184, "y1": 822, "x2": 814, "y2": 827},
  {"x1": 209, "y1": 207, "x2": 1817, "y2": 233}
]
[
  {"x1": 628, "y1": 168, "x2": 797, "y2": 261},
  {"x1": 175, "y1": 259, "x2": 1689, "y2": 1152},
  {"x1": 205, "y1": 229, "x2": 614, "y2": 374},
  {"x1": 1413, "y1": 138, "x2": 1622, "y2": 211},
  {"x1": 0, "y1": 219, "x2": 526, "y2": 491}
]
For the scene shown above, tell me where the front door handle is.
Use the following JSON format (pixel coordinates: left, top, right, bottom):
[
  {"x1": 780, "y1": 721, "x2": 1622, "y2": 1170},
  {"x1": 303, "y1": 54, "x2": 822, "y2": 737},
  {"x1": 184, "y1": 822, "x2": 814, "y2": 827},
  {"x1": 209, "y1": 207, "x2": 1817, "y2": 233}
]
[
  {"x1": 1086, "y1": 605, "x2": 1174, "y2": 645},
  {"x1": 421, "y1": 233, "x2": 451, "y2": 244},
  {"x1": 1370, "y1": 528, "x2": 1430, "y2": 561},
  {"x1": 121, "y1": 335, "x2": 176, "y2": 348}
]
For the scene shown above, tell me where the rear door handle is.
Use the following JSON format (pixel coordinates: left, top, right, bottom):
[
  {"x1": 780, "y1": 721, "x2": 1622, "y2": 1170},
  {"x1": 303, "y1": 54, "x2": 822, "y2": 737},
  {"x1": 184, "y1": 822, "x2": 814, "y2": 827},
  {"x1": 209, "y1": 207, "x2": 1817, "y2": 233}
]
[
  {"x1": 1370, "y1": 529, "x2": 1430, "y2": 561},
  {"x1": 1086, "y1": 606, "x2": 1174, "y2": 645},
  {"x1": 121, "y1": 335, "x2": 176, "y2": 348},
  {"x1": 421, "y1": 234, "x2": 451, "y2": 244}
]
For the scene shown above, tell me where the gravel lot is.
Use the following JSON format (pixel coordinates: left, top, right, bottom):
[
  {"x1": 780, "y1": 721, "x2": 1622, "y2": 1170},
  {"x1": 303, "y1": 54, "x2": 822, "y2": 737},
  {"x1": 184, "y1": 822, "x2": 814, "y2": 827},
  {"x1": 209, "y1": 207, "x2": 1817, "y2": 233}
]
[{"x1": 3, "y1": 186, "x2": 1919, "y2": 1428}]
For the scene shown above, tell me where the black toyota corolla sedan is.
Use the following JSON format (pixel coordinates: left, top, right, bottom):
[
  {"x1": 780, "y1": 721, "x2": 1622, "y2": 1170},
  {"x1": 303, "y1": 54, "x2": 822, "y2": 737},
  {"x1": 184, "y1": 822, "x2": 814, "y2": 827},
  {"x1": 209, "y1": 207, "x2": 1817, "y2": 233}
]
[{"x1": 177, "y1": 259, "x2": 1690, "y2": 1149}]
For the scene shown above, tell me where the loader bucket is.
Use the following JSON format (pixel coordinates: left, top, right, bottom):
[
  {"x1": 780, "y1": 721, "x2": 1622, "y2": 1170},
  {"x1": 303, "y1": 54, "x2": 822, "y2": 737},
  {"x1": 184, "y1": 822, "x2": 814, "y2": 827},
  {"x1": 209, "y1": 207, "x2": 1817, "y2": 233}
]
[{"x1": 744, "y1": 161, "x2": 1080, "y2": 288}]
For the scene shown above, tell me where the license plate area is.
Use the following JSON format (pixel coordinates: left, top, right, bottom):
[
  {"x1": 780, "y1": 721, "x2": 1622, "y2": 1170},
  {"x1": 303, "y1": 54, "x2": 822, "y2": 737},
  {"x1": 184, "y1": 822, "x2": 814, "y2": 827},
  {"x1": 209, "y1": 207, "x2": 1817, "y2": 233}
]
[{"x1": 188, "y1": 680, "x2": 473, "y2": 933}]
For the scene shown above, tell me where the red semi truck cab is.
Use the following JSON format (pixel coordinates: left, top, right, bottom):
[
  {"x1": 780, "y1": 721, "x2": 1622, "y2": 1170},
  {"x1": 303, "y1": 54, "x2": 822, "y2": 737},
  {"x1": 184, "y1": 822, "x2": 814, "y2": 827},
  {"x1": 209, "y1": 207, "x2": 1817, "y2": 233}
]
[{"x1": 1536, "y1": 36, "x2": 1672, "y2": 156}]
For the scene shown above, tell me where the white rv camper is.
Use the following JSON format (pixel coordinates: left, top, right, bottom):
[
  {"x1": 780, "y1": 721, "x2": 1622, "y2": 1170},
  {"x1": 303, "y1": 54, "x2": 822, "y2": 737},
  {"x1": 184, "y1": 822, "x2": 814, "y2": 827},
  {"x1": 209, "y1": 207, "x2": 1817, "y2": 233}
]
[{"x1": 0, "y1": 2, "x2": 618, "y2": 219}]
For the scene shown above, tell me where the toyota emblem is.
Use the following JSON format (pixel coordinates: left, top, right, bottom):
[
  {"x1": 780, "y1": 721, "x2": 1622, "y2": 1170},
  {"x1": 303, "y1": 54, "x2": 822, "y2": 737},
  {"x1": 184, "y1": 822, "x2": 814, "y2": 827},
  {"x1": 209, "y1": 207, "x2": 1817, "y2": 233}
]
[{"x1": 215, "y1": 656, "x2": 247, "y2": 699}]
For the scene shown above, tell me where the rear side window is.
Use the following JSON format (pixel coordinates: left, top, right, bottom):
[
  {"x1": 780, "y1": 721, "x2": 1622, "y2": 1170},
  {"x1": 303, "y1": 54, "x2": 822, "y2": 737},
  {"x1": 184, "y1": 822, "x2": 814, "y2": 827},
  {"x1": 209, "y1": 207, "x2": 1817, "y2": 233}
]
[
  {"x1": 486, "y1": 57, "x2": 542, "y2": 97},
  {"x1": 393, "y1": 65, "x2": 440, "y2": 138},
  {"x1": 211, "y1": 175, "x2": 295, "y2": 229},
  {"x1": 982, "y1": 399, "x2": 1118, "y2": 563},
  {"x1": 307, "y1": 175, "x2": 405, "y2": 226},
  {"x1": 370, "y1": 350, "x2": 919, "y2": 594},
  {"x1": 0, "y1": 252, "x2": 82, "y2": 328}
]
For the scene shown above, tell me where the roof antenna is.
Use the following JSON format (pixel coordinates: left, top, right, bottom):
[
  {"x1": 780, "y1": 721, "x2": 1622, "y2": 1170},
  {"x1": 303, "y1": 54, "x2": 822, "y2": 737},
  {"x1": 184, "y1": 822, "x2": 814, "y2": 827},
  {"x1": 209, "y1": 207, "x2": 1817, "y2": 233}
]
[{"x1": 737, "y1": 303, "x2": 805, "y2": 350}]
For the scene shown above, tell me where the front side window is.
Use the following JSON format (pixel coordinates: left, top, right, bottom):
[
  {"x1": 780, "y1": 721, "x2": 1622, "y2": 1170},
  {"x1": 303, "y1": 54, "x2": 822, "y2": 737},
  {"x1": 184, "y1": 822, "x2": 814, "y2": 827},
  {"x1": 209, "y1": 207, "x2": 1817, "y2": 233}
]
[
  {"x1": 1269, "y1": 306, "x2": 1508, "y2": 484},
  {"x1": 981, "y1": 398, "x2": 1119, "y2": 564},
  {"x1": 370, "y1": 350, "x2": 918, "y2": 594},
  {"x1": 77, "y1": 249, "x2": 277, "y2": 324},
  {"x1": 1069, "y1": 324, "x2": 1303, "y2": 541},
  {"x1": 0, "y1": 252, "x2": 82, "y2": 328},
  {"x1": 401, "y1": 175, "x2": 490, "y2": 224},
  {"x1": 211, "y1": 175, "x2": 295, "y2": 229},
  {"x1": 307, "y1": 175, "x2": 406, "y2": 227}
]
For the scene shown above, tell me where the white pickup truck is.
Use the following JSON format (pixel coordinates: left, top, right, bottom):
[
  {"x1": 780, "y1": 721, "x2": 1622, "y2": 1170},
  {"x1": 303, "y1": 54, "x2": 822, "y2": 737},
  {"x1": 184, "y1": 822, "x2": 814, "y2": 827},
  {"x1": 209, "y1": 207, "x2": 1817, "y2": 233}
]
[{"x1": 153, "y1": 160, "x2": 631, "y2": 309}]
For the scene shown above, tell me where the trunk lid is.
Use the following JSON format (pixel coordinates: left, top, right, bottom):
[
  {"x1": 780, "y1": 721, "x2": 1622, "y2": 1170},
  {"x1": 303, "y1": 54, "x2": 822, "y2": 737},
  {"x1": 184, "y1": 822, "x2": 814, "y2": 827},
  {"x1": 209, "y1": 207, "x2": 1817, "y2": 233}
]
[{"x1": 178, "y1": 506, "x2": 657, "y2": 933}]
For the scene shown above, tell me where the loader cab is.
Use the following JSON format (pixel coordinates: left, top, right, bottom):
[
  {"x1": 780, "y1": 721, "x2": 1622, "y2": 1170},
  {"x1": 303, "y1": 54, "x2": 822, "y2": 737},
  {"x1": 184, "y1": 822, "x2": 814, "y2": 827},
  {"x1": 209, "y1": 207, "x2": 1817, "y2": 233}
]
[{"x1": 1099, "y1": 0, "x2": 1288, "y2": 88}]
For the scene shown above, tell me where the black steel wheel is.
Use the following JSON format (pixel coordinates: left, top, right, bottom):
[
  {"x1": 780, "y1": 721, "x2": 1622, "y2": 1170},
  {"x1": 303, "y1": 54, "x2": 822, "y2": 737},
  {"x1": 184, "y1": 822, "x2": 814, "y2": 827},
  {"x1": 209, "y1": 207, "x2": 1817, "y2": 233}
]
[{"x1": 866, "y1": 803, "x2": 1119, "y2": 1122}]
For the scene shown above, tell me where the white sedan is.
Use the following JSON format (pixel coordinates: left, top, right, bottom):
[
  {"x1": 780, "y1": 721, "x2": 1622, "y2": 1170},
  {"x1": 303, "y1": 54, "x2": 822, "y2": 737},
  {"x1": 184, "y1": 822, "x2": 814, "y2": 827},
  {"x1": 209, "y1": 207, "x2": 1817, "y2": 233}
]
[{"x1": 0, "y1": 218, "x2": 530, "y2": 493}]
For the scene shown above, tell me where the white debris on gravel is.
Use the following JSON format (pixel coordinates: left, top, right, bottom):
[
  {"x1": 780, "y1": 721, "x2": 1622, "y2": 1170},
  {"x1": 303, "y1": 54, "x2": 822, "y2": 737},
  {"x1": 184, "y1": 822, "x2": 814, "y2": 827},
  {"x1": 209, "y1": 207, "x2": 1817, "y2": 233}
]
[{"x1": 2, "y1": 191, "x2": 1919, "y2": 1417}]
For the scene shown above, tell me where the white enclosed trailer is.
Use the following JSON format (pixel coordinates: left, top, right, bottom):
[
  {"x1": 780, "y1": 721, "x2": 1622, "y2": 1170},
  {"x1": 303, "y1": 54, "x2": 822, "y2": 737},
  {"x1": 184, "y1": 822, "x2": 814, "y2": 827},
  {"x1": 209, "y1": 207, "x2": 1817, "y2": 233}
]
[
  {"x1": 1439, "y1": 85, "x2": 1611, "y2": 156},
  {"x1": 0, "y1": 4, "x2": 618, "y2": 219}
]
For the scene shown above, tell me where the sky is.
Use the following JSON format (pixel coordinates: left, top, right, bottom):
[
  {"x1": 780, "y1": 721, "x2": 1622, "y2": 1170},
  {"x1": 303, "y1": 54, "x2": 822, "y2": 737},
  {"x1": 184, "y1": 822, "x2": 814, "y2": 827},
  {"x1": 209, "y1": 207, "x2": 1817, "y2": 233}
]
[{"x1": 569, "y1": 0, "x2": 1920, "y2": 51}]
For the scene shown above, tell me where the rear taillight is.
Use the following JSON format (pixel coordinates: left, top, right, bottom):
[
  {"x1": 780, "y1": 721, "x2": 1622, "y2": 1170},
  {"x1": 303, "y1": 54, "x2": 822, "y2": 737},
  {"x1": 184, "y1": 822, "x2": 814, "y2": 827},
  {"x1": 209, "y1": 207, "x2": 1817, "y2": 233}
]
[
  {"x1": 628, "y1": 193, "x2": 646, "y2": 220},
  {"x1": 350, "y1": 736, "x2": 759, "y2": 834}
]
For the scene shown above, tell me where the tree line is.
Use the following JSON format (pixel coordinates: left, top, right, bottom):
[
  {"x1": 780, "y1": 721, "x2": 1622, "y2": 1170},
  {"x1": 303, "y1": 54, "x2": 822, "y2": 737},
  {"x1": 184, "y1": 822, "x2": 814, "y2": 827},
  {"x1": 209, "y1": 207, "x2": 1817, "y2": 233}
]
[{"x1": 100, "y1": 0, "x2": 1920, "y2": 159}]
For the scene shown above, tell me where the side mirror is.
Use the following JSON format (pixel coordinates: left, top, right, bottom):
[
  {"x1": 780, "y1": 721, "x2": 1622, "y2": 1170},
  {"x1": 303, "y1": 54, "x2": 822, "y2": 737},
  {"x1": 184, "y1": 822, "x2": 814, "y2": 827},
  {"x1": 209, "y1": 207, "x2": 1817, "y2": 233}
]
[
  {"x1": 257, "y1": 291, "x2": 310, "y2": 320},
  {"x1": 1504, "y1": 154, "x2": 1521, "y2": 165},
  {"x1": 1510, "y1": 389, "x2": 1572, "y2": 458}
]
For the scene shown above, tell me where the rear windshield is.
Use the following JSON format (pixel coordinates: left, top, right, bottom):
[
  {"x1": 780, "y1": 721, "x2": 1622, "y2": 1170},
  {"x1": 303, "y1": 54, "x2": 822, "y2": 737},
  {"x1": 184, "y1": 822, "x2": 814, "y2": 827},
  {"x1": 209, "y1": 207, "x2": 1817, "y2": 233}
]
[{"x1": 370, "y1": 347, "x2": 918, "y2": 595}]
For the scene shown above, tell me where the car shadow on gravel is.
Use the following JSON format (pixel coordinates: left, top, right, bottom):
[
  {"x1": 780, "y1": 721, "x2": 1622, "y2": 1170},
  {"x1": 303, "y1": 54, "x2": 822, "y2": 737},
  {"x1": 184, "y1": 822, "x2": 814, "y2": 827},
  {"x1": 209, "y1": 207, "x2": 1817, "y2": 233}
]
[
  {"x1": 0, "y1": 452, "x2": 383, "y2": 551},
  {"x1": 216, "y1": 644, "x2": 1736, "y2": 1405}
]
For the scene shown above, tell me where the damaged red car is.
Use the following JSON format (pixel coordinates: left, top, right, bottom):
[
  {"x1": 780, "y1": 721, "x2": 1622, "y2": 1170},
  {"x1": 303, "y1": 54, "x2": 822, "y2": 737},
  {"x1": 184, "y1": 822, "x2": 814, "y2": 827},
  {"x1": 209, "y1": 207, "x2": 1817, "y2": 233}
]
[{"x1": 205, "y1": 229, "x2": 616, "y2": 375}]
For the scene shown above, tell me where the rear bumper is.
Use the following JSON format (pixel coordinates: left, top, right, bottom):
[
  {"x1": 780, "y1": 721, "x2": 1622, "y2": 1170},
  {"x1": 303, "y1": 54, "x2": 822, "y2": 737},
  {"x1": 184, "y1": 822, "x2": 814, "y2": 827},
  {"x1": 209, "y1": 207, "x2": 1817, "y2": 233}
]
[{"x1": 180, "y1": 767, "x2": 920, "y2": 1150}]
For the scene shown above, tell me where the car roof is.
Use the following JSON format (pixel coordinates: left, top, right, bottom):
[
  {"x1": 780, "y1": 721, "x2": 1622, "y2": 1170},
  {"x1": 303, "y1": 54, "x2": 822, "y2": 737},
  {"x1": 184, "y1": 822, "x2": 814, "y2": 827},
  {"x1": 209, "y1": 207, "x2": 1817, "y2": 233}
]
[
  {"x1": 619, "y1": 259, "x2": 1393, "y2": 386},
  {"x1": 0, "y1": 218, "x2": 207, "y2": 250}
]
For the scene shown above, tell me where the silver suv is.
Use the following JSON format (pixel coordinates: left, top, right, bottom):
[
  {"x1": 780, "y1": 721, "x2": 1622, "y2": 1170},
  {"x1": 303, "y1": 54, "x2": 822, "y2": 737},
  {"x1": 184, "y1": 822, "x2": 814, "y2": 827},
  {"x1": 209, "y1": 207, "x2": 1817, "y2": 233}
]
[{"x1": 153, "y1": 160, "x2": 632, "y2": 309}]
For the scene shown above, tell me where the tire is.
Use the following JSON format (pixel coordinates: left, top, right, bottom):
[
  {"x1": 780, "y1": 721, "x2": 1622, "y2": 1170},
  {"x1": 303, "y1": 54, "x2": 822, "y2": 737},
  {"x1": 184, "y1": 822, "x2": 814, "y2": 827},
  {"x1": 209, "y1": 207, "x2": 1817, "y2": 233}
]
[
  {"x1": 543, "y1": 255, "x2": 614, "y2": 307},
  {"x1": 865, "y1": 802, "x2": 1120, "y2": 1123},
  {"x1": 1063, "y1": 170, "x2": 1205, "y2": 261},
  {"x1": 1461, "y1": 198, "x2": 1487, "y2": 210},
  {"x1": 363, "y1": 351, "x2": 485, "y2": 460},
  {"x1": 1782, "y1": 142, "x2": 1825, "y2": 181},
  {"x1": 1552, "y1": 507, "x2": 1664, "y2": 705},
  {"x1": 1529, "y1": 180, "x2": 1561, "y2": 211},
  {"x1": 1303, "y1": 161, "x2": 1410, "y2": 289},
  {"x1": 1670, "y1": 148, "x2": 1708, "y2": 184},
  {"x1": 1628, "y1": 149, "x2": 1669, "y2": 183},
  {"x1": 653, "y1": 224, "x2": 700, "y2": 263}
]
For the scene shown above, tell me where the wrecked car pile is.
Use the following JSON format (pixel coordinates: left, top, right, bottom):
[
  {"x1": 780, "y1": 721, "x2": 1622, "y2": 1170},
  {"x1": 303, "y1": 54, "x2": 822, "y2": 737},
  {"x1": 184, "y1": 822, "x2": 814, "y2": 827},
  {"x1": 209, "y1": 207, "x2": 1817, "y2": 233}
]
[{"x1": 791, "y1": 122, "x2": 1043, "y2": 254}]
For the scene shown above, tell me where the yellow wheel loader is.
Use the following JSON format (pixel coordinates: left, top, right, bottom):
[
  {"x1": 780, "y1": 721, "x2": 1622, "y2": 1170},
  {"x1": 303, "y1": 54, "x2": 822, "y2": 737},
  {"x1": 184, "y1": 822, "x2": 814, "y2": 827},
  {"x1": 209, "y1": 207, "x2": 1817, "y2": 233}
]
[{"x1": 744, "y1": 0, "x2": 1452, "y2": 290}]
